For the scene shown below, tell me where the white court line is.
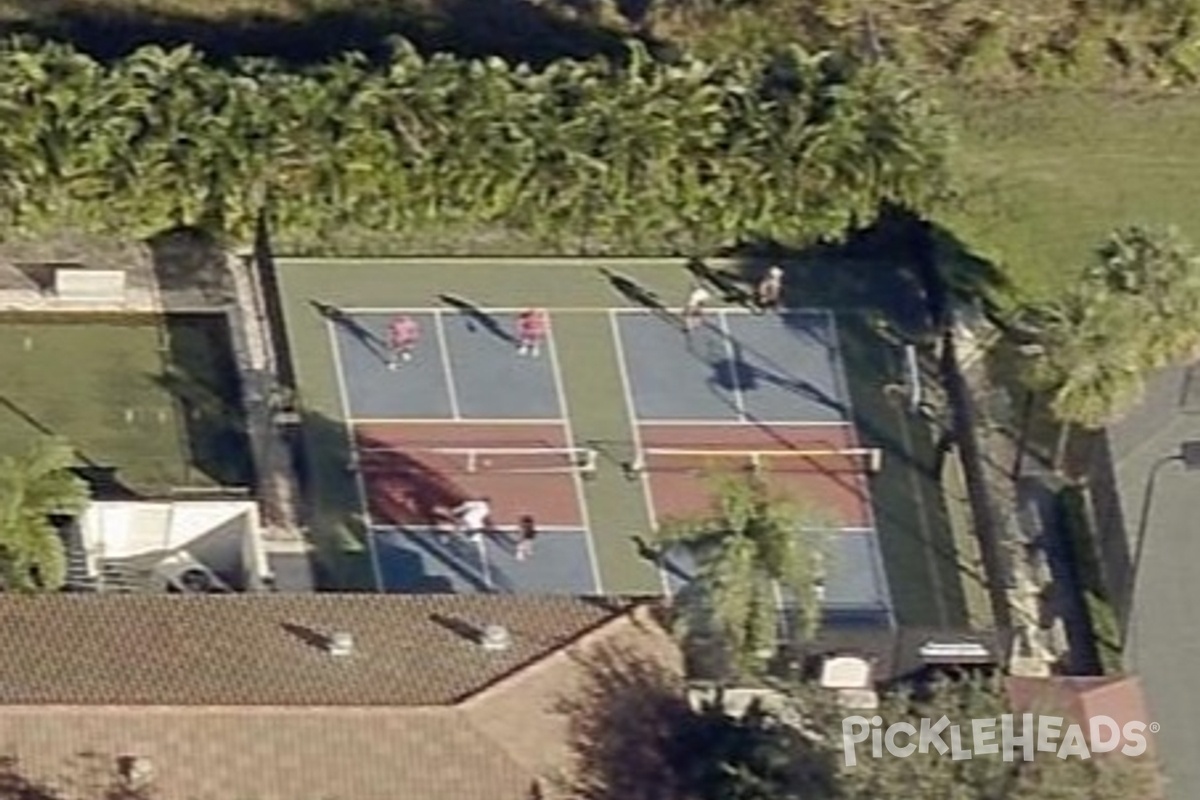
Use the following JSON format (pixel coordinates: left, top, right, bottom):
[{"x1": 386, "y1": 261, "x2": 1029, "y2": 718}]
[
  {"x1": 326, "y1": 319, "x2": 385, "y2": 593},
  {"x1": 337, "y1": 305, "x2": 837, "y2": 315},
  {"x1": 432, "y1": 309, "x2": 462, "y2": 420},
  {"x1": 717, "y1": 309, "x2": 747, "y2": 422},
  {"x1": 610, "y1": 310, "x2": 670, "y2": 596},
  {"x1": 545, "y1": 315, "x2": 604, "y2": 594},
  {"x1": 349, "y1": 416, "x2": 562, "y2": 426},
  {"x1": 635, "y1": 418, "x2": 853, "y2": 427},
  {"x1": 390, "y1": 523, "x2": 598, "y2": 535}
]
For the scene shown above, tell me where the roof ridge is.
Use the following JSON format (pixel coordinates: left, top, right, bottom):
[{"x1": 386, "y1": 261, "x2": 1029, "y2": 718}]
[{"x1": 456, "y1": 601, "x2": 647, "y2": 711}]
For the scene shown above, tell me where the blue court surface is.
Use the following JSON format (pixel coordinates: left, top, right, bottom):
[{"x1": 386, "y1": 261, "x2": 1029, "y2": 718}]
[
  {"x1": 373, "y1": 526, "x2": 599, "y2": 594},
  {"x1": 614, "y1": 309, "x2": 849, "y2": 423},
  {"x1": 331, "y1": 310, "x2": 562, "y2": 420},
  {"x1": 660, "y1": 529, "x2": 894, "y2": 628}
]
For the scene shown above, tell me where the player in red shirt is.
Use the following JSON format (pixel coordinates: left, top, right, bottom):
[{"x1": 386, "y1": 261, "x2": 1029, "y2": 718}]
[
  {"x1": 387, "y1": 314, "x2": 420, "y2": 369},
  {"x1": 517, "y1": 308, "x2": 548, "y2": 357}
]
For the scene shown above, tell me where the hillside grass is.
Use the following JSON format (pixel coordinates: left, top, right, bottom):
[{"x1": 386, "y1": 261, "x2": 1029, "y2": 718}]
[{"x1": 938, "y1": 87, "x2": 1200, "y2": 307}]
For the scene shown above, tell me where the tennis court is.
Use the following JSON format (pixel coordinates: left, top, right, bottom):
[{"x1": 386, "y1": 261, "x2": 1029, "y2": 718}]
[{"x1": 276, "y1": 257, "x2": 967, "y2": 629}]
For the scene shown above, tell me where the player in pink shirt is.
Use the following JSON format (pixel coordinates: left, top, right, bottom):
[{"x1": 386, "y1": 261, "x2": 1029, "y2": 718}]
[
  {"x1": 517, "y1": 308, "x2": 548, "y2": 357},
  {"x1": 387, "y1": 314, "x2": 420, "y2": 369}
]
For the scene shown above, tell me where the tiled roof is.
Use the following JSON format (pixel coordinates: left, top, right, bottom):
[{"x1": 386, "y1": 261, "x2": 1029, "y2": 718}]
[
  {"x1": 0, "y1": 706, "x2": 534, "y2": 800},
  {"x1": 0, "y1": 595, "x2": 681, "y2": 800},
  {"x1": 0, "y1": 594, "x2": 629, "y2": 706}
]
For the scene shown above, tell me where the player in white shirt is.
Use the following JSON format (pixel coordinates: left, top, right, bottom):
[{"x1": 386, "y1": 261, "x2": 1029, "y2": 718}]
[{"x1": 682, "y1": 285, "x2": 711, "y2": 332}]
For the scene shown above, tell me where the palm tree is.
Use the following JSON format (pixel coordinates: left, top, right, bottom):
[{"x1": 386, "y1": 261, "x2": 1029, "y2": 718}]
[
  {"x1": 655, "y1": 471, "x2": 827, "y2": 676},
  {"x1": 1021, "y1": 226, "x2": 1200, "y2": 466},
  {"x1": 0, "y1": 438, "x2": 89, "y2": 593}
]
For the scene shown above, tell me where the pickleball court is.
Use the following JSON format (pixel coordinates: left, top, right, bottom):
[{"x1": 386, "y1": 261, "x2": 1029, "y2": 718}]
[
  {"x1": 611, "y1": 308, "x2": 894, "y2": 626},
  {"x1": 321, "y1": 300, "x2": 891, "y2": 623},
  {"x1": 328, "y1": 307, "x2": 601, "y2": 594}
]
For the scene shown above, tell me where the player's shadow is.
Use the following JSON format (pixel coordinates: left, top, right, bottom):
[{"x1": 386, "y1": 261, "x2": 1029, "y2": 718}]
[
  {"x1": 309, "y1": 299, "x2": 389, "y2": 364},
  {"x1": 684, "y1": 257, "x2": 754, "y2": 307},
  {"x1": 599, "y1": 267, "x2": 676, "y2": 324},
  {"x1": 438, "y1": 294, "x2": 518, "y2": 344}
]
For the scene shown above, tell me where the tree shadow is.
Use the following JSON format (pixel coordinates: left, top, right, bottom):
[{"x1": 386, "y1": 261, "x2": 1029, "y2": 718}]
[
  {"x1": 557, "y1": 642, "x2": 839, "y2": 800},
  {"x1": 725, "y1": 205, "x2": 1009, "y2": 337},
  {"x1": 289, "y1": 409, "x2": 375, "y2": 590},
  {"x1": 0, "y1": 0, "x2": 658, "y2": 68},
  {"x1": 725, "y1": 209, "x2": 1008, "y2": 631},
  {"x1": 152, "y1": 312, "x2": 257, "y2": 489},
  {"x1": 352, "y1": 434, "x2": 475, "y2": 524},
  {"x1": 555, "y1": 642, "x2": 692, "y2": 800}
]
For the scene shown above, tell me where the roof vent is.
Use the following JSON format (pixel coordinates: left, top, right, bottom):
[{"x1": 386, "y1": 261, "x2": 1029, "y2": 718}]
[
  {"x1": 480, "y1": 624, "x2": 512, "y2": 652},
  {"x1": 116, "y1": 755, "x2": 153, "y2": 786},
  {"x1": 327, "y1": 631, "x2": 354, "y2": 657}
]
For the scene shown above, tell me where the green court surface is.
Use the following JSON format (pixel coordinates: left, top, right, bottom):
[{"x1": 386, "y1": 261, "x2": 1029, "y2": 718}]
[
  {"x1": 0, "y1": 313, "x2": 253, "y2": 496},
  {"x1": 275, "y1": 256, "x2": 974, "y2": 629}
]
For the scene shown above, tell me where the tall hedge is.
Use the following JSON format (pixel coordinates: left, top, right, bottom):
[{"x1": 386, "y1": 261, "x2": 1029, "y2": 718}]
[{"x1": 0, "y1": 38, "x2": 950, "y2": 252}]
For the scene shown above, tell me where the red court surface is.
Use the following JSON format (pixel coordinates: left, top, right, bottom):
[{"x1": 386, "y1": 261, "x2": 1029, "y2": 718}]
[
  {"x1": 353, "y1": 421, "x2": 584, "y2": 529},
  {"x1": 638, "y1": 423, "x2": 873, "y2": 527}
]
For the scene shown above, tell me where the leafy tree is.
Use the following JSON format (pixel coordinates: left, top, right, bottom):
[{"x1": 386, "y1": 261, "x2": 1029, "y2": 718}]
[
  {"x1": 657, "y1": 674, "x2": 1153, "y2": 800},
  {"x1": 0, "y1": 438, "x2": 89, "y2": 592},
  {"x1": 1022, "y1": 226, "x2": 1200, "y2": 441},
  {"x1": 656, "y1": 472, "x2": 827, "y2": 676},
  {"x1": 0, "y1": 37, "x2": 950, "y2": 254},
  {"x1": 1089, "y1": 225, "x2": 1200, "y2": 368}
]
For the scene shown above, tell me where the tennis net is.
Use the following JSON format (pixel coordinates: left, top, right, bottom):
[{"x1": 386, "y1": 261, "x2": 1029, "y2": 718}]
[
  {"x1": 354, "y1": 446, "x2": 598, "y2": 475},
  {"x1": 628, "y1": 447, "x2": 881, "y2": 476}
]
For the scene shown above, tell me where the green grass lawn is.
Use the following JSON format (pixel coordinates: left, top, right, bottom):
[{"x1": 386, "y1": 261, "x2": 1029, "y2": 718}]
[
  {"x1": 938, "y1": 87, "x2": 1200, "y2": 306},
  {"x1": 0, "y1": 313, "x2": 253, "y2": 496}
]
